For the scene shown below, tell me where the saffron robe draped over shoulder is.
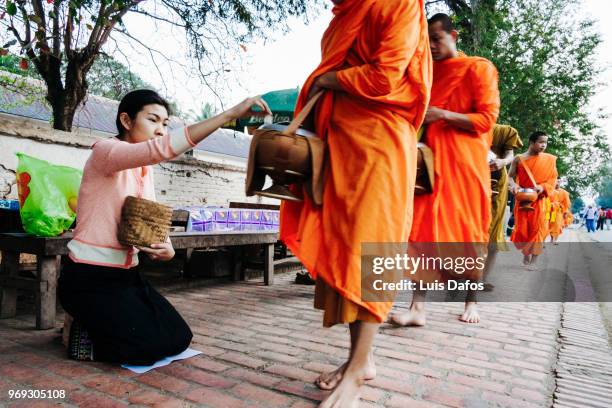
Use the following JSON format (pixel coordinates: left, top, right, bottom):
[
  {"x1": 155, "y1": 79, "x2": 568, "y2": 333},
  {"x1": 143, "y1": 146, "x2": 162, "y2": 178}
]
[
  {"x1": 510, "y1": 153, "x2": 558, "y2": 255},
  {"x1": 410, "y1": 55, "x2": 500, "y2": 244},
  {"x1": 490, "y1": 125, "x2": 523, "y2": 248},
  {"x1": 279, "y1": 0, "x2": 432, "y2": 323}
]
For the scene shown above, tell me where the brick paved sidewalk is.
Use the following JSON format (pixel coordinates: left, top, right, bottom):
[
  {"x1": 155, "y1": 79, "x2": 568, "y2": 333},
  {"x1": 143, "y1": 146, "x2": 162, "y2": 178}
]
[
  {"x1": 5, "y1": 226, "x2": 612, "y2": 407},
  {"x1": 0, "y1": 271, "x2": 564, "y2": 408}
]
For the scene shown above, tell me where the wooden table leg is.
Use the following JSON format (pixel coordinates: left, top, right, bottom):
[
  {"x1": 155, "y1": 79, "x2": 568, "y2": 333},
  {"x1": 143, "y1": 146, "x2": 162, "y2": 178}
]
[
  {"x1": 0, "y1": 251, "x2": 19, "y2": 319},
  {"x1": 36, "y1": 255, "x2": 60, "y2": 330},
  {"x1": 264, "y1": 243, "x2": 274, "y2": 286},
  {"x1": 230, "y1": 247, "x2": 244, "y2": 282}
]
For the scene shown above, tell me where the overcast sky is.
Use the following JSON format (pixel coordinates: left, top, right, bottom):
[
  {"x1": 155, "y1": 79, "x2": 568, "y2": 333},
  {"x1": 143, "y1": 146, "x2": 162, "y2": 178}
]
[{"x1": 116, "y1": 1, "x2": 611, "y2": 144}]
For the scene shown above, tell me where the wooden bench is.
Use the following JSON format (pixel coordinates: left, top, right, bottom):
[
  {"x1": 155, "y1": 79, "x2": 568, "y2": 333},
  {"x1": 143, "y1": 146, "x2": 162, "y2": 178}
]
[{"x1": 0, "y1": 230, "x2": 278, "y2": 330}]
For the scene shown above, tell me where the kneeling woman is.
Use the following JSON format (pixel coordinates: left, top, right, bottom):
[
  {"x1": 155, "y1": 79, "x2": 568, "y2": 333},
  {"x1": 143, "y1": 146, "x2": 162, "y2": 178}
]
[{"x1": 59, "y1": 90, "x2": 270, "y2": 364}]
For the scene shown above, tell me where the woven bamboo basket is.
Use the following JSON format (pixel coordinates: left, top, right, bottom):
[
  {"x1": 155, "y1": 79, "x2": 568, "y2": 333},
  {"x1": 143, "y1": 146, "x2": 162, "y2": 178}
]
[{"x1": 117, "y1": 196, "x2": 173, "y2": 247}]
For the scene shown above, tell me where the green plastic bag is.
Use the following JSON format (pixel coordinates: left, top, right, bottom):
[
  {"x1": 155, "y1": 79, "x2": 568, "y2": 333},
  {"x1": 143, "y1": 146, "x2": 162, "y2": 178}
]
[{"x1": 16, "y1": 153, "x2": 82, "y2": 237}]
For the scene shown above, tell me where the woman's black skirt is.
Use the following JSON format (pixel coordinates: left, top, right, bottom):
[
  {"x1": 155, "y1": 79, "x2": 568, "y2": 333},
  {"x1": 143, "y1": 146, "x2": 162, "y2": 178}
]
[{"x1": 58, "y1": 259, "x2": 193, "y2": 366}]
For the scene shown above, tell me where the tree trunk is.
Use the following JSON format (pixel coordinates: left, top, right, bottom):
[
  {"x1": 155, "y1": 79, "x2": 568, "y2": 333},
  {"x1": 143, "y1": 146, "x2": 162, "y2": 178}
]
[{"x1": 44, "y1": 57, "x2": 89, "y2": 132}]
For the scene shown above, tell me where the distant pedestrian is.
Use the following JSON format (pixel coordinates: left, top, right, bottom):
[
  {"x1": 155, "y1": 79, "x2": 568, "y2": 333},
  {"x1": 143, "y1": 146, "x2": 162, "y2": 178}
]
[
  {"x1": 606, "y1": 207, "x2": 612, "y2": 230},
  {"x1": 585, "y1": 205, "x2": 596, "y2": 233},
  {"x1": 596, "y1": 207, "x2": 605, "y2": 230}
]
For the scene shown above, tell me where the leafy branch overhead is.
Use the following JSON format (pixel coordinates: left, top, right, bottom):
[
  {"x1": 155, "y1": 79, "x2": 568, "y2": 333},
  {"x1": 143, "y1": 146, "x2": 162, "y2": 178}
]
[{"x1": 0, "y1": 0, "x2": 322, "y2": 131}]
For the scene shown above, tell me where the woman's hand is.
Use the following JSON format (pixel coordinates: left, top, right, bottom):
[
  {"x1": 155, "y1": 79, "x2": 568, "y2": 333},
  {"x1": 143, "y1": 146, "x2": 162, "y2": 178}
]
[
  {"x1": 226, "y1": 96, "x2": 272, "y2": 120},
  {"x1": 423, "y1": 107, "x2": 447, "y2": 125},
  {"x1": 138, "y1": 242, "x2": 175, "y2": 262},
  {"x1": 535, "y1": 185, "x2": 544, "y2": 195}
]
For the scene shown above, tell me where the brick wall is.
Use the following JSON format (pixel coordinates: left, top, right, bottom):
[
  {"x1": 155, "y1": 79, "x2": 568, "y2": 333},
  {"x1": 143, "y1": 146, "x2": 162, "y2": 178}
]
[{"x1": 0, "y1": 114, "x2": 275, "y2": 207}]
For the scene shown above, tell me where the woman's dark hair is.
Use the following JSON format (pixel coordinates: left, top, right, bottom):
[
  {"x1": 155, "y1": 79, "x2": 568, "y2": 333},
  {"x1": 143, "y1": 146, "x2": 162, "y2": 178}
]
[
  {"x1": 116, "y1": 89, "x2": 171, "y2": 137},
  {"x1": 528, "y1": 131, "x2": 547, "y2": 144}
]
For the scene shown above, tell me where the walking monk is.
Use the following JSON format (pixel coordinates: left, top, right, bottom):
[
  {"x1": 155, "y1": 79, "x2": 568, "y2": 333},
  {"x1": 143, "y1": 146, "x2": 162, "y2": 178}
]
[
  {"x1": 280, "y1": 0, "x2": 431, "y2": 406},
  {"x1": 549, "y1": 182, "x2": 571, "y2": 242},
  {"x1": 482, "y1": 124, "x2": 523, "y2": 291},
  {"x1": 509, "y1": 131, "x2": 558, "y2": 267},
  {"x1": 389, "y1": 13, "x2": 500, "y2": 326},
  {"x1": 559, "y1": 186, "x2": 572, "y2": 228}
]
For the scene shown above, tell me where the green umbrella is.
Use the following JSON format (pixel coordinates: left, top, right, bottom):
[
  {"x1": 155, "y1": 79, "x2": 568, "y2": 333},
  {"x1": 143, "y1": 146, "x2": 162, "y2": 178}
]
[{"x1": 237, "y1": 88, "x2": 299, "y2": 128}]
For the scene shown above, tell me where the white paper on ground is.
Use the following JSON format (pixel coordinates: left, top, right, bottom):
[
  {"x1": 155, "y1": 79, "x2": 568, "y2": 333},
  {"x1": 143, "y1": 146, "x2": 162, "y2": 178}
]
[{"x1": 122, "y1": 348, "x2": 202, "y2": 374}]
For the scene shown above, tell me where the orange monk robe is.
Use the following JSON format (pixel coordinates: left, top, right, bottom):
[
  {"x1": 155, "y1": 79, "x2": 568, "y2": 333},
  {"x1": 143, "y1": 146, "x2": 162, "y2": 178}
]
[
  {"x1": 566, "y1": 212, "x2": 574, "y2": 227},
  {"x1": 548, "y1": 189, "x2": 564, "y2": 238},
  {"x1": 559, "y1": 188, "x2": 571, "y2": 228},
  {"x1": 510, "y1": 153, "x2": 558, "y2": 255},
  {"x1": 410, "y1": 55, "x2": 500, "y2": 245},
  {"x1": 280, "y1": 0, "x2": 432, "y2": 323}
]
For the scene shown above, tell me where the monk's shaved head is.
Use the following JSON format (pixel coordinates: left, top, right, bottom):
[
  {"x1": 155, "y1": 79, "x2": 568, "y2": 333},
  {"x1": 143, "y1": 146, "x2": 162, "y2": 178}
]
[
  {"x1": 528, "y1": 131, "x2": 548, "y2": 154},
  {"x1": 528, "y1": 131, "x2": 548, "y2": 144},
  {"x1": 428, "y1": 13, "x2": 458, "y2": 61},
  {"x1": 428, "y1": 13, "x2": 454, "y2": 33}
]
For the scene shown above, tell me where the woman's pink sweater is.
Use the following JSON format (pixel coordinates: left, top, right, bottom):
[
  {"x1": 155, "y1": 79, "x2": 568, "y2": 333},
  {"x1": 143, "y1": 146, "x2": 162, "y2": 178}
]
[{"x1": 67, "y1": 127, "x2": 195, "y2": 268}]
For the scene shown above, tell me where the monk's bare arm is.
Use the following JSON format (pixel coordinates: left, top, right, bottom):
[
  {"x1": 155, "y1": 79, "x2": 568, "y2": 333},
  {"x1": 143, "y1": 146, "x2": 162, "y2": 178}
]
[
  {"x1": 439, "y1": 110, "x2": 475, "y2": 131},
  {"x1": 316, "y1": 72, "x2": 344, "y2": 91},
  {"x1": 507, "y1": 156, "x2": 520, "y2": 193},
  {"x1": 423, "y1": 107, "x2": 473, "y2": 131},
  {"x1": 307, "y1": 71, "x2": 345, "y2": 100}
]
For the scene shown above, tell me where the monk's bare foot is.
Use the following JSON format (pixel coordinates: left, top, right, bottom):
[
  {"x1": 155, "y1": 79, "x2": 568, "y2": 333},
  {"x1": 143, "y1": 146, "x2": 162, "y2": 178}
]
[
  {"x1": 387, "y1": 306, "x2": 426, "y2": 327},
  {"x1": 318, "y1": 367, "x2": 366, "y2": 408},
  {"x1": 459, "y1": 302, "x2": 480, "y2": 323},
  {"x1": 315, "y1": 353, "x2": 375, "y2": 390},
  {"x1": 522, "y1": 255, "x2": 531, "y2": 265}
]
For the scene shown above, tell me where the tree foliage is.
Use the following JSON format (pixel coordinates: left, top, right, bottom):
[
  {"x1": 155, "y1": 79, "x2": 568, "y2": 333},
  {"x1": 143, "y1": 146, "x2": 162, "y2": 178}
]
[
  {"x1": 188, "y1": 102, "x2": 217, "y2": 122},
  {"x1": 85, "y1": 54, "x2": 149, "y2": 100},
  {"x1": 426, "y1": 0, "x2": 609, "y2": 198},
  {"x1": 0, "y1": 0, "x2": 323, "y2": 131},
  {"x1": 1, "y1": 52, "x2": 149, "y2": 101},
  {"x1": 595, "y1": 164, "x2": 612, "y2": 209},
  {"x1": 571, "y1": 196, "x2": 584, "y2": 214}
]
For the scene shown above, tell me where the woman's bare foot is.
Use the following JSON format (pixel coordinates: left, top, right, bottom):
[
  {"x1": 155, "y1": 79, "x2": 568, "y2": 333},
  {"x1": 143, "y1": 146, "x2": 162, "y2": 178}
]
[
  {"x1": 315, "y1": 353, "x2": 376, "y2": 390},
  {"x1": 318, "y1": 367, "x2": 366, "y2": 408},
  {"x1": 387, "y1": 303, "x2": 426, "y2": 327},
  {"x1": 459, "y1": 302, "x2": 480, "y2": 323}
]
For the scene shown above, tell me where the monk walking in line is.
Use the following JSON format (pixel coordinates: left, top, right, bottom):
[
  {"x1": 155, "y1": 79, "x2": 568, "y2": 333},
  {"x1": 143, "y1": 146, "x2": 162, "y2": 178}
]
[
  {"x1": 481, "y1": 124, "x2": 523, "y2": 293},
  {"x1": 389, "y1": 13, "x2": 500, "y2": 326},
  {"x1": 509, "y1": 131, "x2": 558, "y2": 268},
  {"x1": 280, "y1": 0, "x2": 432, "y2": 406},
  {"x1": 548, "y1": 183, "x2": 563, "y2": 244},
  {"x1": 558, "y1": 184, "x2": 572, "y2": 232}
]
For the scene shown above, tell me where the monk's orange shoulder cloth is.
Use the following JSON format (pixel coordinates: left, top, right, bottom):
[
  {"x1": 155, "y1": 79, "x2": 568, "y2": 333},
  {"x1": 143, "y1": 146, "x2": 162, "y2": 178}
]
[
  {"x1": 410, "y1": 54, "x2": 500, "y2": 244},
  {"x1": 280, "y1": 0, "x2": 432, "y2": 322},
  {"x1": 511, "y1": 153, "x2": 558, "y2": 255}
]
